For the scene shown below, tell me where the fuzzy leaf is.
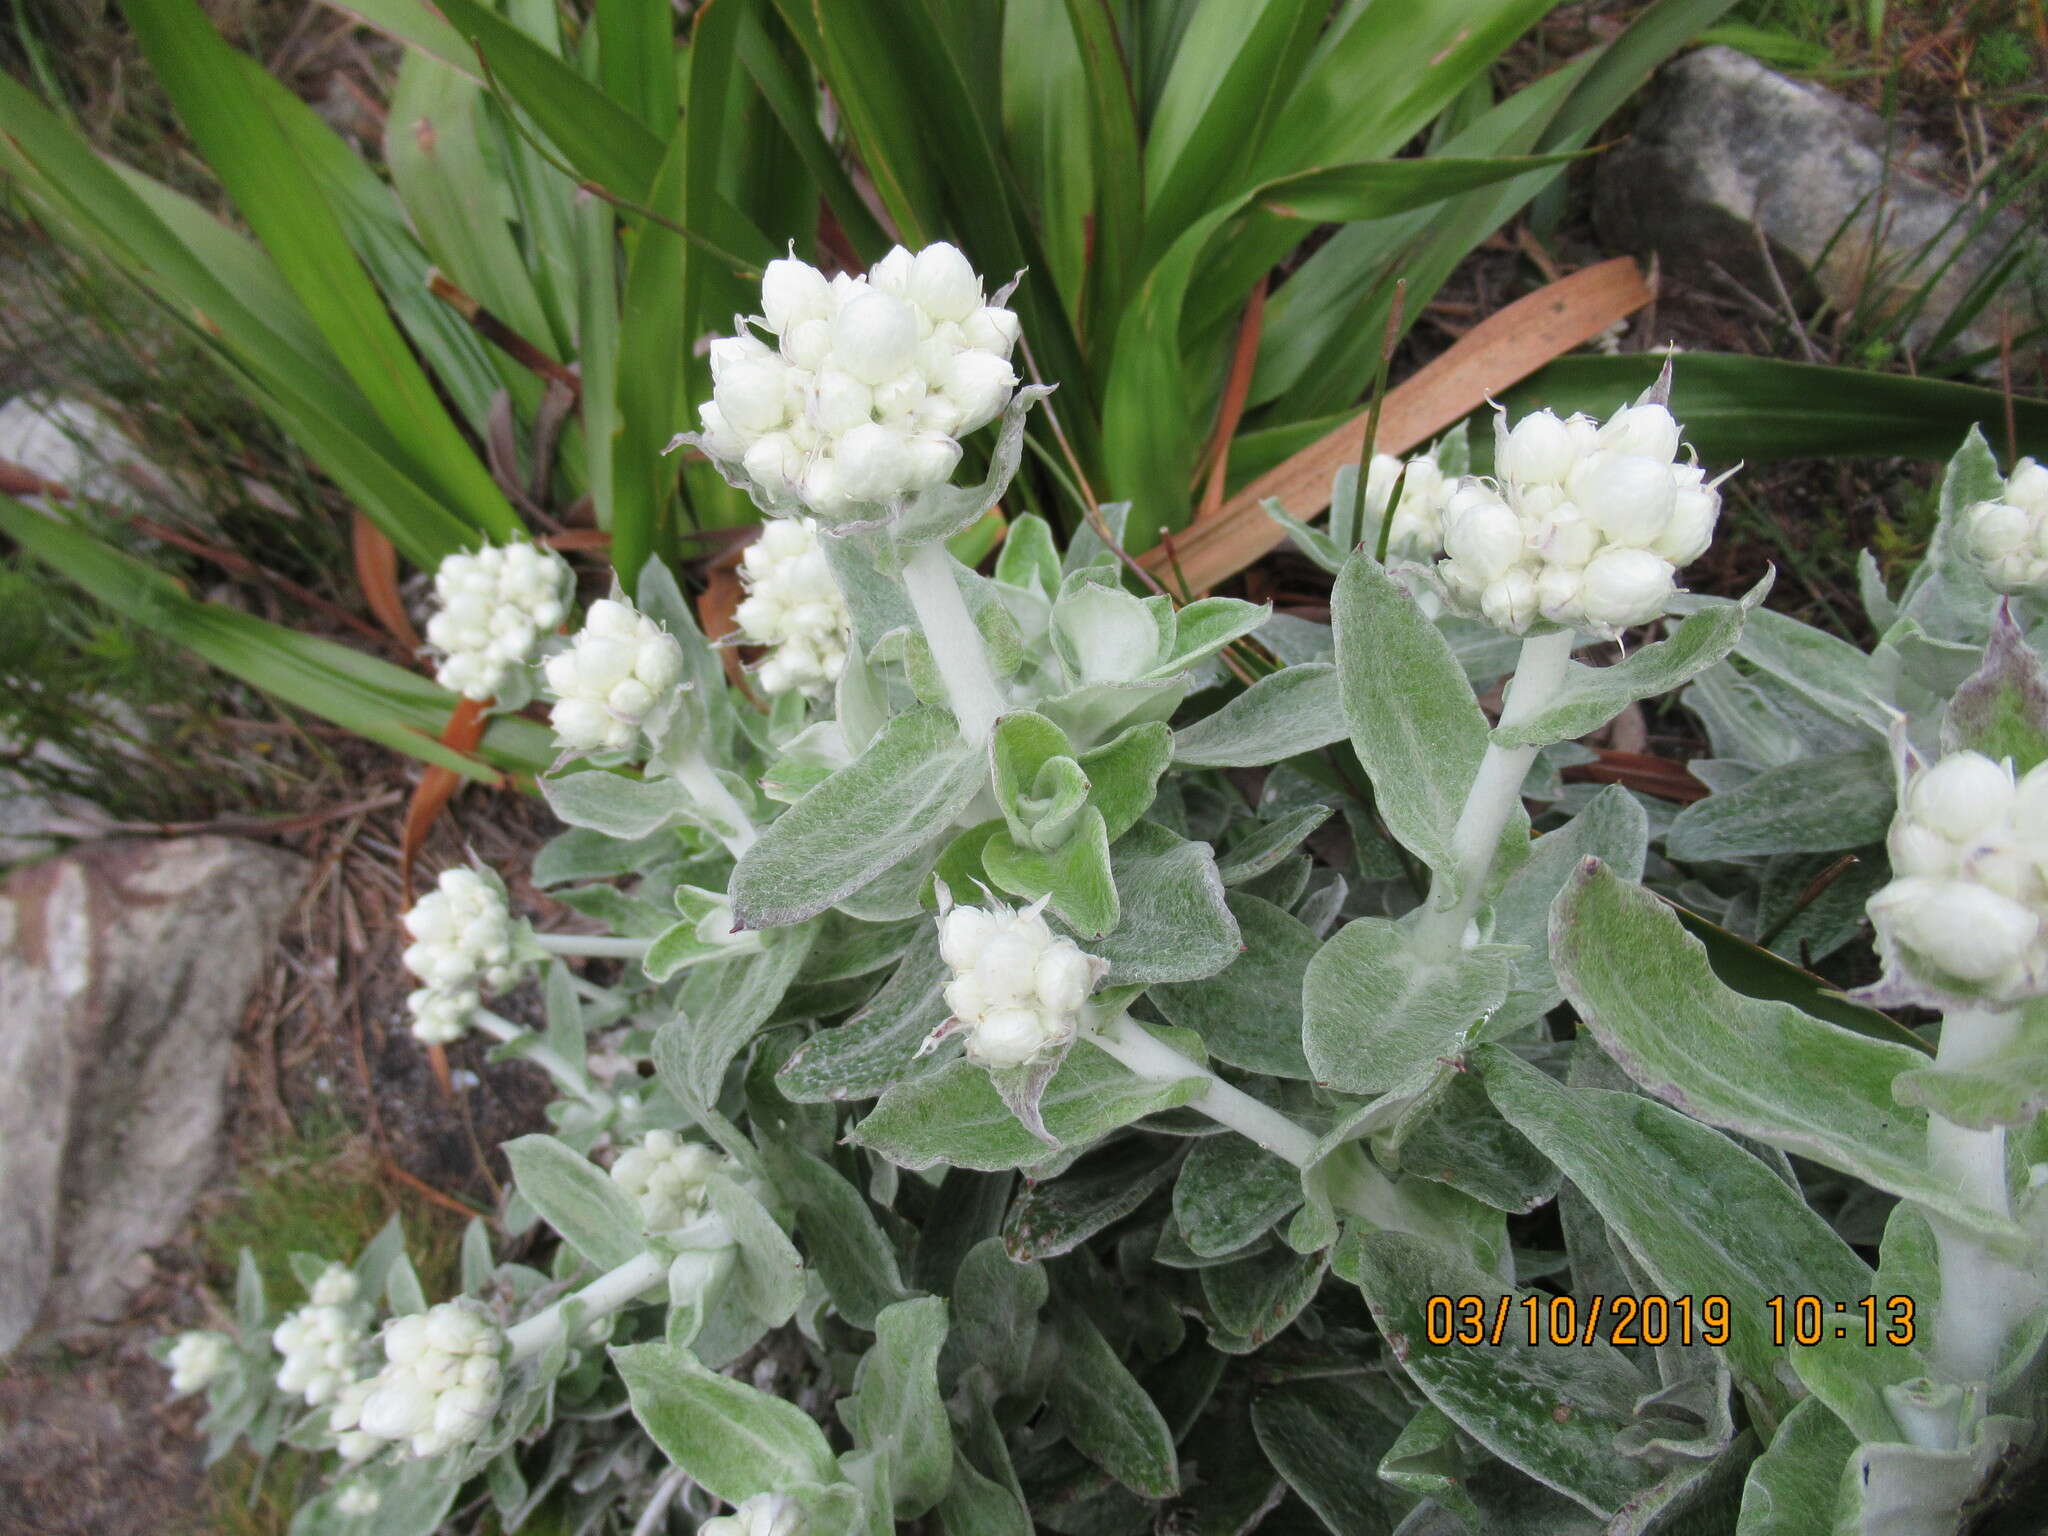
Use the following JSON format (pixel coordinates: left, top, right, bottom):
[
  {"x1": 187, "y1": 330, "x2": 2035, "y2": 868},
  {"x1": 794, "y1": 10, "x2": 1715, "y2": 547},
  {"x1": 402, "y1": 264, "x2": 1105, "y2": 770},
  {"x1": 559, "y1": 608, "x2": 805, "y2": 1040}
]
[
  {"x1": 777, "y1": 929, "x2": 952, "y2": 1103},
  {"x1": 1492, "y1": 575, "x2": 1772, "y2": 750},
  {"x1": 613, "y1": 1341, "x2": 838, "y2": 1504},
  {"x1": 761, "y1": 1140, "x2": 911, "y2": 1331},
  {"x1": 1665, "y1": 746, "x2": 1893, "y2": 861},
  {"x1": 502, "y1": 1135, "x2": 645, "y2": 1273},
  {"x1": 1333, "y1": 555, "x2": 1488, "y2": 876},
  {"x1": 1217, "y1": 805, "x2": 1334, "y2": 885},
  {"x1": 942, "y1": 1237, "x2": 1048, "y2": 1398},
  {"x1": 1048, "y1": 1308, "x2": 1179, "y2": 1498},
  {"x1": 1150, "y1": 892, "x2": 1318, "y2": 1078},
  {"x1": 731, "y1": 707, "x2": 986, "y2": 928},
  {"x1": 1085, "y1": 822, "x2": 1241, "y2": 984},
  {"x1": 1174, "y1": 1135, "x2": 1304, "y2": 1256},
  {"x1": 1303, "y1": 916, "x2": 1514, "y2": 1094},
  {"x1": 1942, "y1": 600, "x2": 2048, "y2": 770},
  {"x1": 539, "y1": 769, "x2": 693, "y2": 840},
  {"x1": 1734, "y1": 1397, "x2": 1855, "y2": 1536},
  {"x1": 1554, "y1": 861, "x2": 2024, "y2": 1250},
  {"x1": 841, "y1": 1297, "x2": 953, "y2": 1517},
  {"x1": 1172, "y1": 662, "x2": 1346, "y2": 769}
]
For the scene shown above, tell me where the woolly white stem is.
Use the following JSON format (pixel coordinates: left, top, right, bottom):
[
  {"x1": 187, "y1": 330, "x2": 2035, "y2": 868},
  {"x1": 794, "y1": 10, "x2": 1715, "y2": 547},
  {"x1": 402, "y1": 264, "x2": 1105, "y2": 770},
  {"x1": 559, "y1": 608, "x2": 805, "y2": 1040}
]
[
  {"x1": 533, "y1": 932, "x2": 654, "y2": 959},
  {"x1": 1087, "y1": 1013, "x2": 1318, "y2": 1167},
  {"x1": 1419, "y1": 628, "x2": 1576, "y2": 959},
  {"x1": 1924, "y1": 1005, "x2": 2043, "y2": 1385},
  {"x1": 900, "y1": 541, "x2": 1003, "y2": 745},
  {"x1": 630, "y1": 1467, "x2": 693, "y2": 1536},
  {"x1": 670, "y1": 749, "x2": 758, "y2": 857},
  {"x1": 474, "y1": 1010, "x2": 609, "y2": 1109},
  {"x1": 505, "y1": 1250, "x2": 667, "y2": 1364}
]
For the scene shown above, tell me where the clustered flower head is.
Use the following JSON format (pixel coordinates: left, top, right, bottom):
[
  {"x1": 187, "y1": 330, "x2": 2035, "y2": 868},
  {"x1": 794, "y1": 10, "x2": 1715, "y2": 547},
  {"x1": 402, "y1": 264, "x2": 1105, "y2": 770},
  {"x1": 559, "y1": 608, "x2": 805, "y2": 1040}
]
[
  {"x1": 545, "y1": 597, "x2": 686, "y2": 754},
  {"x1": 331, "y1": 1301, "x2": 503, "y2": 1460},
  {"x1": 1961, "y1": 458, "x2": 2048, "y2": 595},
  {"x1": 1435, "y1": 398, "x2": 1722, "y2": 636},
  {"x1": 274, "y1": 1264, "x2": 367, "y2": 1406},
  {"x1": 610, "y1": 1131, "x2": 727, "y2": 1235},
  {"x1": 424, "y1": 542, "x2": 574, "y2": 701},
  {"x1": 1360, "y1": 448, "x2": 1458, "y2": 563},
  {"x1": 165, "y1": 1330, "x2": 233, "y2": 1395},
  {"x1": 1868, "y1": 749, "x2": 2048, "y2": 1003},
  {"x1": 735, "y1": 517, "x2": 850, "y2": 696},
  {"x1": 935, "y1": 897, "x2": 1106, "y2": 1069},
  {"x1": 694, "y1": 242, "x2": 1020, "y2": 517},
  {"x1": 402, "y1": 867, "x2": 523, "y2": 1045},
  {"x1": 701, "y1": 1492, "x2": 804, "y2": 1536}
]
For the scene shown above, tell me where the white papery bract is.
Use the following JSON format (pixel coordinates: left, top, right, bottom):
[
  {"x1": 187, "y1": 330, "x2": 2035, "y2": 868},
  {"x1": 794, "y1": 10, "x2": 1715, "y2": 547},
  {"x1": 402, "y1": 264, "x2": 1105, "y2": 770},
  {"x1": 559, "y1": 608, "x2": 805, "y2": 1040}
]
[
  {"x1": 693, "y1": 242, "x2": 1018, "y2": 518},
  {"x1": 545, "y1": 598, "x2": 686, "y2": 754},
  {"x1": 610, "y1": 1130, "x2": 726, "y2": 1235},
  {"x1": 165, "y1": 1330, "x2": 233, "y2": 1395},
  {"x1": 424, "y1": 542, "x2": 574, "y2": 702},
  {"x1": 735, "y1": 517, "x2": 850, "y2": 696},
  {"x1": 338, "y1": 1300, "x2": 504, "y2": 1460},
  {"x1": 1867, "y1": 749, "x2": 2048, "y2": 1003},
  {"x1": 274, "y1": 1265, "x2": 367, "y2": 1407},
  {"x1": 1962, "y1": 458, "x2": 2048, "y2": 595},
  {"x1": 700, "y1": 1492, "x2": 805, "y2": 1536},
  {"x1": 1435, "y1": 396, "x2": 1721, "y2": 637},
  {"x1": 935, "y1": 899, "x2": 1106, "y2": 1069}
]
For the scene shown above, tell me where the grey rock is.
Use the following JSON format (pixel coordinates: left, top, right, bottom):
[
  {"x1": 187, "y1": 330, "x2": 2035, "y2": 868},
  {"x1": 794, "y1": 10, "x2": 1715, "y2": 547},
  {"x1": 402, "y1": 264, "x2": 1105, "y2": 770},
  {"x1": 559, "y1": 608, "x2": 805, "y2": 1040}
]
[
  {"x1": 0, "y1": 836, "x2": 306, "y2": 1352},
  {"x1": 1596, "y1": 46, "x2": 2044, "y2": 365}
]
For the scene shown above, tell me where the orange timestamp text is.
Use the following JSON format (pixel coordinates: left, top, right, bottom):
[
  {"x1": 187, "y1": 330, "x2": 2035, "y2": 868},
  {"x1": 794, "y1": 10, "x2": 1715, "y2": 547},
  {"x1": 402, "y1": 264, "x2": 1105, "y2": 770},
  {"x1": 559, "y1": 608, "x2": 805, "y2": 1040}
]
[{"x1": 1423, "y1": 1294, "x2": 1917, "y2": 1349}]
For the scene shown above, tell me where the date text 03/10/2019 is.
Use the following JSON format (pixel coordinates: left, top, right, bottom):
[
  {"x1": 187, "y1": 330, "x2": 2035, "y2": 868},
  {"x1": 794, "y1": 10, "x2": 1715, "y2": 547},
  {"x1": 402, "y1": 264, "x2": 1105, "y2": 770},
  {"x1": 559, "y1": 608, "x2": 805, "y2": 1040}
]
[{"x1": 1423, "y1": 1294, "x2": 1918, "y2": 1348}]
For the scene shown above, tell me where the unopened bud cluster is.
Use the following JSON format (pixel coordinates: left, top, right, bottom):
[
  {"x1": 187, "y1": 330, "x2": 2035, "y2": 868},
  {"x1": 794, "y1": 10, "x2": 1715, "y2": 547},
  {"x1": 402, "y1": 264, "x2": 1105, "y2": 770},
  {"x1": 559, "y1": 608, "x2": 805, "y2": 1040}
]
[
  {"x1": 702, "y1": 1493, "x2": 805, "y2": 1536},
  {"x1": 402, "y1": 867, "x2": 523, "y2": 1045},
  {"x1": 1868, "y1": 750, "x2": 2048, "y2": 1002},
  {"x1": 166, "y1": 1330, "x2": 233, "y2": 1395},
  {"x1": 1961, "y1": 458, "x2": 2048, "y2": 594},
  {"x1": 1360, "y1": 449, "x2": 1458, "y2": 563},
  {"x1": 735, "y1": 518, "x2": 850, "y2": 696},
  {"x1": 425, "y1": 542, "x2": 574, "y2": 701},
  {"x1": 695, "y1": 242, "x2": 1019, "y2": 515},
  {"x1": 545, "y1": 598, "x2": 686, "y2": 754},
  {"x1": 274, "y1": 1265, "x2": 367, "y2": 1406},
  {"x1": 331, "y1": 1301, "x2": 503, "y2": 1460},
  {"x1": 936, "y1": 900, "x2": 1105, "y2": 1069},
  {"x1": 1437, "y1": 402, "x2": 1720, "y2": 636},
  {"x1": 610, "y1": 1131, "x2": 727, "y2": 1235}
]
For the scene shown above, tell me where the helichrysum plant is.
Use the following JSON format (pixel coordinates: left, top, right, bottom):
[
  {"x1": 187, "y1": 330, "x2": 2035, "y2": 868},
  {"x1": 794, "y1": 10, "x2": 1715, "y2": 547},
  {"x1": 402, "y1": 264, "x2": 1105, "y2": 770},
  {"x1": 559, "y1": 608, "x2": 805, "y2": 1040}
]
[{"x1": 161, "y1": 249, "x2": 2047, "y2": 1536}]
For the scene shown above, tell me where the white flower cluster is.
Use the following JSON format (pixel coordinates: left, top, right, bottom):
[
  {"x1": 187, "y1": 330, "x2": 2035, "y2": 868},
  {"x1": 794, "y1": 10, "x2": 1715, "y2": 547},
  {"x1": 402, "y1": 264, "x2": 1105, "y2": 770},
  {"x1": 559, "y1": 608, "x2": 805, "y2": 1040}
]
[
  {"x1": 166, "y1": 1330, "x2": 233, "y2": 1395},
  {"x1": 1436, "y1": 402, "x2": 1721, "y2": 636},
  {"x1": 734, "y1": 518, "x2": 851, "y2": 696},
  {"x1": 1869, "y1": 750, "x2": 2048, "y2": 1003},
  {"x1": 331, "y1": 1301, "x2": 503, "y2": 1460},
  {"x1": 610, "y1": 1131, "x2": 726, "y2": 1234},
  {"x1": 1961, "y1": 458, "x2": 2048, "y2": 595},
  {"x1": 701, "y1": 1492, "x2": 804, "y2": 1536},
  {"x1": 937, "y1": 899, "x2": 1105, "y2": 1069},
  {"x1": 695, "y1": 242, "x2": 1020, "y2": 515},
  {"x1": 273, "y1": 1265, "x2": 366, "y2": 1407},
  {"x1": 1359, "y1": 449, "x2": 1458, "y2": 563},
  {"x1": 424, "y1": 542, "x2": 574, "y2": 701},
  {"x1": 402, "y1": 867, "x2": 523, "y2": 1045},
  {"x1": 545, "y1": 598, "x2": 685, "y2": 754}
]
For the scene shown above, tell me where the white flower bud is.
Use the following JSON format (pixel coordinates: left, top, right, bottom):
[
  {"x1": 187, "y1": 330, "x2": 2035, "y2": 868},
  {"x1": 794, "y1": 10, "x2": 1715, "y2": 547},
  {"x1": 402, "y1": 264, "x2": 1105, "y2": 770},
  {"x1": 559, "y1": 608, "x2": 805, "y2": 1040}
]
[
  {"x1": 961, "y1": 305, "x2": 1021, "y2": 356},
  {"x1": 832, "y1": 290, "x2": 920, "y2": 384},
  {"x1": 935, "y1": 898, "x2": 1103, "y2": 1071},
  {"x1": 1572, "y1": 453, "x2": 1678, "y2": 546},
  {"x1": 1480, "y1": 566, "x2": 1539, "y2": 633},
  {"x1": 760, "y1": 257, "x2": 833, "y2": 333},
  {"x1": 1871, "y1": 877, "x2": 2038, "y2": 983},
  {"x1": 1500, "y1": 411, "x2": 1578, "y2": 486},
  {"x1": 810, "y1": 369, "x2": 874, "y2": 436},
  {"x1": 908, "y1": 242, "x2": 983, "y2": 323},
  {"x1": 1652, "y1": 484, "x2": 1719, "y2": 565},
  {"x1": 1576, "y1": 546, "x2": 1676, "y2": 630},
  {"x1": 1442, "y1": 494, "x2": 1523, "y2": 581},
  {"x1": 547, "y1": 599, "x2": 686, "y2": 754},
  {"x1": 1888, "y1": 820, "x2": 1958, "y2": 880},
  {"x1": 942, "y1": 349, "x2": 1017, "y2": 434},
  {"x1": 1906, "y1": 751, "x2": 2016, "y2": 843},
  {"x1": 1597, "y1": 403, "x2": 1681, "y2": 462},
  {"x1": 835, "y1": 422, "x2": 915, "y2": 502},
  {"x1": 714, "y1": 355, "x2": 793, "y2": 434},
  {"x1": 868, "y1": 245, "x2": 914, "y2": 295},
  {"x1": 424, "y1": 543, "x2": 574, "y2": 701},
  {"x1": 903, "y1": 431, "x2": 963, "y2": 490},
  {"x1": 611, "y1": 1132, "x2": 726, "y2": 1233}
]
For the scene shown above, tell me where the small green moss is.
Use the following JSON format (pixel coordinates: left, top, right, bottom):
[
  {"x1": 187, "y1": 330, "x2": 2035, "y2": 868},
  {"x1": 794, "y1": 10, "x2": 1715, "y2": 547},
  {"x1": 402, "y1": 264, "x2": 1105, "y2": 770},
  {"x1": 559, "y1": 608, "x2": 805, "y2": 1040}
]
[
  {"x1": 199, "y1": 1115, "x2": 467, "y2": 1310},
  {"x1": 1970, "y1": 28, "x2": 2035, "y2": 90}
]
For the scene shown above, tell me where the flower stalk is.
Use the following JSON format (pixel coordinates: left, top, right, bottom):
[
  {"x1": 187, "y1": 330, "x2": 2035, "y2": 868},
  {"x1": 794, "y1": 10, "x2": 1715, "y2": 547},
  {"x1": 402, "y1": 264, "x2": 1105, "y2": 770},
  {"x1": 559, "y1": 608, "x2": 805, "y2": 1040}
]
[
  {"x1": 1418, "y1": 627, "x2": 1575, "y2": 959},
  {"x1": 900, "y1": 540, "x2": 1003, "y2": 745},
  {"x1": 1086, "y1": 1012, "x2": 1318, "y2": 1167},
  {"x1": 504, "y1": 1250, "x2": 668, "y2": 1365},
  {"x1": 475, "y1": 1009, "x2": 609, "y2": 1110}
]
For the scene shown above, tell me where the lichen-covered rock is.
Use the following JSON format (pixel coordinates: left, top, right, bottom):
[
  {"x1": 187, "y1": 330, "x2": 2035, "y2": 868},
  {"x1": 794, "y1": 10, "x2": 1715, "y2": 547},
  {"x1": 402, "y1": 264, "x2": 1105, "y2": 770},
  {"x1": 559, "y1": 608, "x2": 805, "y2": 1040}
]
[{"x1": 0, "y1": 836, "x2": 305, "y2": 1351}]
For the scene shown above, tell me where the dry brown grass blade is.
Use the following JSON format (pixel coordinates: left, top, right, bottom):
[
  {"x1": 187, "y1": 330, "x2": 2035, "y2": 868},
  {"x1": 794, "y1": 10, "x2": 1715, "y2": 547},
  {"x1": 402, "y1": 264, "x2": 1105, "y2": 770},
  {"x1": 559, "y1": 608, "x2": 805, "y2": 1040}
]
[
  {"x1": 1197, "y1": 275, "x2": 1270, "y2": 521},
  {"x1": 697, "y1": 552, "x2": 762, "y2": 705},
  {"x1": 1564, "y1": 747, "x2": 1708, "y2": 804},
  {"x1": 1137, "y1": 257, "x2": 1656, "y2": 594},
  {"x1": 352, "y1": 513, "x2": 422, "y2": 651},
  {"x1": 399, "y1": 697, "x2": 495, "y2": 902}
]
